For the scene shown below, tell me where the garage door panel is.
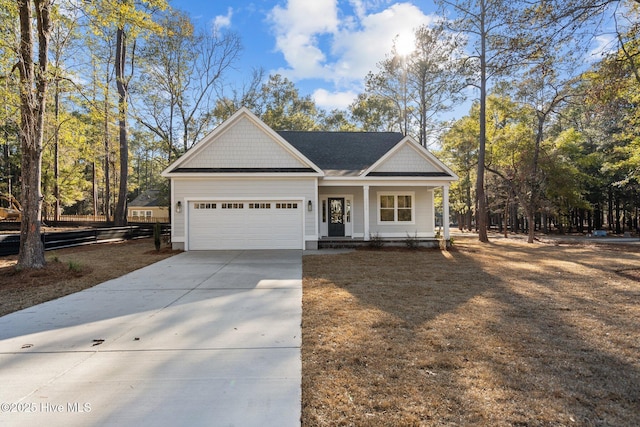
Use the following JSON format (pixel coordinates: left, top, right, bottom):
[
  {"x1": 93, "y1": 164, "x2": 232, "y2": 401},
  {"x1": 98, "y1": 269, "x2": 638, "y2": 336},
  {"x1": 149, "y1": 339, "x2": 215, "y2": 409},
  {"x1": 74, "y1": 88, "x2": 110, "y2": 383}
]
[{"x1": 188, "y1": 200, "x2": 302, "y2": 250}]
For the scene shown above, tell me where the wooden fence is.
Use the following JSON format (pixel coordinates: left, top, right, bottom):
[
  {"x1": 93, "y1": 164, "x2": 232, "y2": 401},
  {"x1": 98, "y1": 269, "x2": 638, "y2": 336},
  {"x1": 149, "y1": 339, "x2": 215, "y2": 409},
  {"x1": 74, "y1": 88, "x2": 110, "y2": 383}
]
[{"x1": 55, "y1": 215, "x2": 170, "y2": 223}]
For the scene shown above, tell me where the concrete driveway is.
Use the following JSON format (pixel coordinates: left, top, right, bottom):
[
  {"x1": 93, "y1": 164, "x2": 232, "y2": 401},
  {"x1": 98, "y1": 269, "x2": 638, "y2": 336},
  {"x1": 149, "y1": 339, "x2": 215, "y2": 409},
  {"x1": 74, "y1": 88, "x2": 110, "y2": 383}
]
[{"x1": 0, "y1": 250, "x2": 302, "y2": 426}]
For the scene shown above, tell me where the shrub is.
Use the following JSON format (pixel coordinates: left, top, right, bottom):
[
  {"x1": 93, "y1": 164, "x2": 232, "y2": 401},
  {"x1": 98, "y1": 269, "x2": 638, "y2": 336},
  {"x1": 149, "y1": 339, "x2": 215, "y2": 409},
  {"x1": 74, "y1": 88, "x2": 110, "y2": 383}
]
[
  {"x1": 68, "y1": 261, "x2": 83, "y2": 272},
  {"x1": 368, "y1": 233, "x2": 384, "y2": 249},
  {"x1": 405, "y1": 232, "x2": 420, "y2": 250}
]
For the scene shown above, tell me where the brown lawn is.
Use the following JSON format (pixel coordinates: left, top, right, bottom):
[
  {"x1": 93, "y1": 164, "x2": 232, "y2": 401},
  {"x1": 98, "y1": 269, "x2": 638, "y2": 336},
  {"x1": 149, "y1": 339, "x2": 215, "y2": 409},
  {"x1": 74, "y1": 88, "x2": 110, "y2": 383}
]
[
  {"x1": 0, "y1": 238, "x2": 179, "y2": 317},
  {"x1": 1, "y1": 235, "x2": 638, "y2": 425},
  {"x1": 302, "y1": 237, "x2": 640, "y2": 426}
]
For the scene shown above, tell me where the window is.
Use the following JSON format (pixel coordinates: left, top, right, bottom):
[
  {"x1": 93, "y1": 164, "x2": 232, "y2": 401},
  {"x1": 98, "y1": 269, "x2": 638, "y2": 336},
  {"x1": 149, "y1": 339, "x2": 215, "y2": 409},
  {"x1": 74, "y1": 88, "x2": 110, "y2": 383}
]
[
  {"x1": 194, "y1": 203, "x2": 216, "y2": 209},
  {"x1": 378, "y1": 193, "x2": 414, "y2": 223},
  {"x1": 249, "y1": 203, "x2": 271, "y2": 209},
  {"x1": 276, "y1": 203, "x2": 298, "y2": 209},
  {"x1": 380, "y1": 195, "x2": 395, "y2": 222},
  {"x1": 221, "y1": 203, "x2": 243, "y2": 209},
  {"x1": 397, "y1": 196, "x2": 411, "y2": 222}
]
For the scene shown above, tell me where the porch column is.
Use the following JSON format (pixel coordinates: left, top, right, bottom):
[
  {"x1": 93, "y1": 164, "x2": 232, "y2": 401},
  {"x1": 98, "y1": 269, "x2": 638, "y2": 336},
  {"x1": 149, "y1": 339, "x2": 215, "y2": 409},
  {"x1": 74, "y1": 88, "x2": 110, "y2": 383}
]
[
  {"x1": 363, "y1": 185, "x2": 370, "y2": 240},
  {"x1": 443, "y1": 184, "x2": 450, "y2": 240}
]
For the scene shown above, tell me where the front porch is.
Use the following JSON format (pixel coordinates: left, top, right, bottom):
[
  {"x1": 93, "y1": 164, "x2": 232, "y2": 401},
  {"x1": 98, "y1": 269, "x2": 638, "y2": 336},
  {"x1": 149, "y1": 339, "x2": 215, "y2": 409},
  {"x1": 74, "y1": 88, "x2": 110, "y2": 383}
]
[{"x1": 316, "y1": 183, "x2": 452, "y2": 243}]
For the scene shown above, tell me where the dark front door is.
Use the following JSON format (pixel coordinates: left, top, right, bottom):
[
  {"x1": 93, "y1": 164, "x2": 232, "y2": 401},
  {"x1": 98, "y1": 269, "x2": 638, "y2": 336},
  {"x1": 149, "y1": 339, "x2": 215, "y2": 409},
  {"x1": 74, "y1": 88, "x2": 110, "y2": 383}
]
[{"x1": 328, "y1": 198, "x2": 345, "y2": 237}]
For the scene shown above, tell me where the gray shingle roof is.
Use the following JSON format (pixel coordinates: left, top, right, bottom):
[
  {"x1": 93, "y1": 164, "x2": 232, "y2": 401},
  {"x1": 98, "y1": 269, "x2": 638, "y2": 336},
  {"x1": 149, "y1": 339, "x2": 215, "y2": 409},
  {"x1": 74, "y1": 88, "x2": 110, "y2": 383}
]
[
  {"x1": 277, "y1": 131, "x2": 404, "y2": 176},
  {"x1": 130, "y1": 189, "x2": 162, "y2": 207}
]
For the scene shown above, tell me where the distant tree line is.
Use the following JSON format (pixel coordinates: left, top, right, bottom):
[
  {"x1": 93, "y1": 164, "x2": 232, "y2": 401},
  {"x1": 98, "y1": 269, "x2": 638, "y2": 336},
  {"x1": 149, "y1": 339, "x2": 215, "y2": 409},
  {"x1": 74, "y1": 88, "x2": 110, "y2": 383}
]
[{"x1": 3, "y1": 0, "x2": 639, "y2": 267}]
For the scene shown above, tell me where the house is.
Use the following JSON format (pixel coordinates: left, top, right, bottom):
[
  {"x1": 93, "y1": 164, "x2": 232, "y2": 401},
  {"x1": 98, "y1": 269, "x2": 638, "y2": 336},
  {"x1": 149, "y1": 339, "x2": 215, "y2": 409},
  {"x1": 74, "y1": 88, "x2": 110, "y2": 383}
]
[
  {"x1": 161, "y1": 107, "x2": 457, "y2": 250},
  {"x1": 128, "y1": 189, "x2": 169, "y2": 222}
]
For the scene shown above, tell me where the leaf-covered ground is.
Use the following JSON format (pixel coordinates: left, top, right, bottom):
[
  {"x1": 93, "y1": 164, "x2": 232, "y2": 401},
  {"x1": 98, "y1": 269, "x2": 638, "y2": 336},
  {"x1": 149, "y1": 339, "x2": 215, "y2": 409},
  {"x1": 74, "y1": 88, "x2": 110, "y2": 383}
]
[
  {"x1": 0, "y1": 239, "x2": 179, "y2": 317},
  {"x1": 302, "y1": 237, "x2": 640, "y2": 426}
]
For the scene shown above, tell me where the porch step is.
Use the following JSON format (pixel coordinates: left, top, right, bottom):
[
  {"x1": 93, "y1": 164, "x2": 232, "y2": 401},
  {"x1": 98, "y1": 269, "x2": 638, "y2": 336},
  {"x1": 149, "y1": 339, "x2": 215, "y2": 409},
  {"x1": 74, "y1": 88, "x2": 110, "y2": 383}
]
[{"x1": 318, "y1": 238, "x2": 443, "y2": 249}]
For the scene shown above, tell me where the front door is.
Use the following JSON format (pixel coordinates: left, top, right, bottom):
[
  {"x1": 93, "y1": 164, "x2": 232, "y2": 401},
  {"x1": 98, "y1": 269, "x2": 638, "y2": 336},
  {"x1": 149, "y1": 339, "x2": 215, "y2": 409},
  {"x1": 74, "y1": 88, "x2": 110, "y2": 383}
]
[{"x1": 328, "y1": 198, "x2": 345, "y2": 237}]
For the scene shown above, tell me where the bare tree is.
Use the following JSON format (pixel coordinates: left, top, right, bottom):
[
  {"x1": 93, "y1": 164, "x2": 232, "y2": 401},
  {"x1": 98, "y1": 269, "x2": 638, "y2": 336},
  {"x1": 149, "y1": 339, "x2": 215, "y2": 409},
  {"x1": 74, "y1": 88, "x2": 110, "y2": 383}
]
[
  {"x1": 16, "y1": 0, "x2": 53, "y2": 269},
  {"x1": 136, "y1": 10, "x2": 241, "y2": 159},
  {"x1": 81, "y1": 0, "x2": 168, "y2": 226},
  {"x1": 437, "y1": 0, "x2": 527, "y2": 242},
  {"x1": 113, "y1": 19, "x2": 128, "y2": 226}
]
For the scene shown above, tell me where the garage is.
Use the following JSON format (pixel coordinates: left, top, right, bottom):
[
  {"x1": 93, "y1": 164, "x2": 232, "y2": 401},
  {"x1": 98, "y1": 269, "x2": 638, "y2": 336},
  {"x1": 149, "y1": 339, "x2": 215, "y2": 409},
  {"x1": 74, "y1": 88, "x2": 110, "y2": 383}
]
[{"x1": 187, "y1": 200, "x2": 304, "y2": 250}]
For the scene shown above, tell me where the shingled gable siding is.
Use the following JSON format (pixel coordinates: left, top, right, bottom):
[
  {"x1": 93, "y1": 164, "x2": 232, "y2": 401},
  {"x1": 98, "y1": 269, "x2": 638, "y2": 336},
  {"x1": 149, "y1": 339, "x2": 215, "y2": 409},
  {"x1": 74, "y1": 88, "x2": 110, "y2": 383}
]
[
  {"x1": 372, "y1": 144, "x2": 442, "y2": 174},
  {"x1": 181, "y1": 117, "x2": 308, "y2": 170},
  {"x1": 171, "y1": 177, "x2": 317, "y2": 245}
]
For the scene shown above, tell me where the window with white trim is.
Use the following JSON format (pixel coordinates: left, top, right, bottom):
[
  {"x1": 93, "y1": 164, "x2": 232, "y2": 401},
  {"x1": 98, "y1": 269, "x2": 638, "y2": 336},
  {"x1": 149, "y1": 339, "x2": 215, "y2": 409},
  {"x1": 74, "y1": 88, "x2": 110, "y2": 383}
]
[{"x1": 378, "y1": 192, "x2": 414, "y2": 223}]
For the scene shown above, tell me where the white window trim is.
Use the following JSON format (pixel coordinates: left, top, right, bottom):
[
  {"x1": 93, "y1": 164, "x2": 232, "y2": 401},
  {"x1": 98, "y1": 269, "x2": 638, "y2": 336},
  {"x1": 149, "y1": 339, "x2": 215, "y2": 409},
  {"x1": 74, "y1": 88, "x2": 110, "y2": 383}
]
[{"x1": 376, "y1": 191, "x2": 415, "y2": 225}]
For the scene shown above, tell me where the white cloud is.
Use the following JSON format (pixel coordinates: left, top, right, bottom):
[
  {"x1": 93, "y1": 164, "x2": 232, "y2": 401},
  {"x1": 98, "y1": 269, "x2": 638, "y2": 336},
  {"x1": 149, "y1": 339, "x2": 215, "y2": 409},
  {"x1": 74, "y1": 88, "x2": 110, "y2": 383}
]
[
  {"x1": 588, "y1": 34, "x2": 616, "y2": 61},
  {"x1": 268, "y1": 0, "x2": 339, "y2": 77},
  {"x1": 313, "y1": 88, "x2": 358, "y2": 110},
  {"x1": 213, "y1": 7, "x2": 233, "y2": 31},
  {"x1": 268, "y1": 1, "x2": 436, "y2": 88},
  {"x1": 270, "y1": 0, "x2": 339, "y2": 35},
  {"x1": 332, "y1": 3, "x2": 434, "y2": 83}
]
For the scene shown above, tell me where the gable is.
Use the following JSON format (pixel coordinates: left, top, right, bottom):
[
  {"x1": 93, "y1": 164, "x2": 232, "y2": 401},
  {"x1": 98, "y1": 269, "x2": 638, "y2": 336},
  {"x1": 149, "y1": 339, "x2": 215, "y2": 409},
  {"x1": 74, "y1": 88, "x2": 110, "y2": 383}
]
[
  {"x1": 371, "y1": 144, "x2": 440, "y2": 173},
  {"x1": 366, "y1": 138, "x2": 456, "y2": 178},
  {"x1": 162, "y1": 108, "x2": 322, "y2": 176},
  {"x1": 180, "y1": 116, "x2": 310, "y2": 170}
]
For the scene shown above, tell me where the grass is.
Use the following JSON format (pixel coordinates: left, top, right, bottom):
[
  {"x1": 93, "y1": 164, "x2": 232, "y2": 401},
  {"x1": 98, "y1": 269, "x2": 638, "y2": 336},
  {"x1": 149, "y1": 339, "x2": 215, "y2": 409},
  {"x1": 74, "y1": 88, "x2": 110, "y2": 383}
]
[
  {"x1": 1, "y1": 235, "x2": 638, "y2": 425},
  {"x1": 302, "y1": 236, "x2": 640, "y2": 426}
]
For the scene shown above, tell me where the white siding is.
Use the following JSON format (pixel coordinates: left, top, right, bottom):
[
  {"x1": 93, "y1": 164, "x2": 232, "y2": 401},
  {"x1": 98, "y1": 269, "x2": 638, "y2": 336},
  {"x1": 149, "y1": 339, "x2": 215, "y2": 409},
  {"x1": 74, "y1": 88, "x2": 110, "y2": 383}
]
[
  {"x1": 373, "y1": 145, "x2": 441, "y2": 173},
  {"x1": 319, "y1": 185, "x2": 434, "y2": 238},
  {"x1": 172, "y1": 177, "x2": 317, "y2": 243},
  {"x1": 181, "y1": 117, "x2": 307, "y2": 169},
  {"x1": 368, "y1": 186, "x2": 434, "y2": 237}
]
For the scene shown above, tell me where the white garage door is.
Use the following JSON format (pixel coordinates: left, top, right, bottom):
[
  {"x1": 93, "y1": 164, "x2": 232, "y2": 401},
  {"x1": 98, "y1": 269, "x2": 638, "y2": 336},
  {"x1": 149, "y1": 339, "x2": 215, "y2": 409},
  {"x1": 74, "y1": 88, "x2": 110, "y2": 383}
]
[{"x1": 188, "y1": 200, "x2": 303, "y2": 250}]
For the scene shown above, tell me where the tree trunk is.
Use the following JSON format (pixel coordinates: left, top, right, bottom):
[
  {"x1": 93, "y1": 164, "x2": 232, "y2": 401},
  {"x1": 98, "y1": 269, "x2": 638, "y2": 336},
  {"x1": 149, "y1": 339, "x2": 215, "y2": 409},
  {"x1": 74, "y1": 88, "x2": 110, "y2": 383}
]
[
  {"x1": 17, "y1": 0, "x2": 51, "y2": 269},
  {"x1": 476, "y1": 1, "x2": 489, "y2": 243},
  {"x1": 103, "y1": 99, "x2": 111, "y2": 221},
  {"x1": 114, "y1": 26, "x2": 128, "y2": 226},
  {"x1": 503, "y1": 197, "x2": 509, "y2": 238},
  {"x1": 92, "y1": 161, "x2": 98, "y2": 220},
  {"x1": 607, "y1": 187, "x2": 613, "y2": 231},
  {"x1": 465, "y1": 171, "x2": 473, "y2": 231},
  {"x1": 615, "y1": 196, "x2": 621, "y2": 234},
  {"x1": 54, "y1": 80, "x2": 60, "y2": 222}
]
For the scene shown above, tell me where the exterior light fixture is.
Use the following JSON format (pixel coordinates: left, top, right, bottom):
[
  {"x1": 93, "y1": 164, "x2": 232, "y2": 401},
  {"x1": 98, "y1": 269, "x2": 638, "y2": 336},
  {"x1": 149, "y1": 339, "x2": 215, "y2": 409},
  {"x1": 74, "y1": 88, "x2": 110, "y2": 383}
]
[
  {"x1": 307, "y1": 200, "x2": 312, "y2": 211},
  {"x1": 176, "y1": 201, "x2": 182, "y2": 213}
]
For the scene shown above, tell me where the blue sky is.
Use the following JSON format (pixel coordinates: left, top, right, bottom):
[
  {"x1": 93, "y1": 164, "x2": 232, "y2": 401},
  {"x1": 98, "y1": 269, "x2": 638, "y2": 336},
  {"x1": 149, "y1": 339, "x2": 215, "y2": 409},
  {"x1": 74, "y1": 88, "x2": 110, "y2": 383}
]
[
  {"x1": 168, "y1": 0, "x2": 617, "y2": 118},
  {"x1": 169, "y1": 0, "x2": 441, "y2": 111}
]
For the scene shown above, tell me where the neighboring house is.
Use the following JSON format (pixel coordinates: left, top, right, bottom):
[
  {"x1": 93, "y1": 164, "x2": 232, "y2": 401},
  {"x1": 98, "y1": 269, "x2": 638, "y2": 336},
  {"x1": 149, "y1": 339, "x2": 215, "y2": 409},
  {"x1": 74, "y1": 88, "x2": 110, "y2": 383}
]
[
  {"x1": 161, "y1": 107, "x2": 457, "y2": 250},
  {"x1": 128, "y1": 189, "x2": 169, "y2": 221}
]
